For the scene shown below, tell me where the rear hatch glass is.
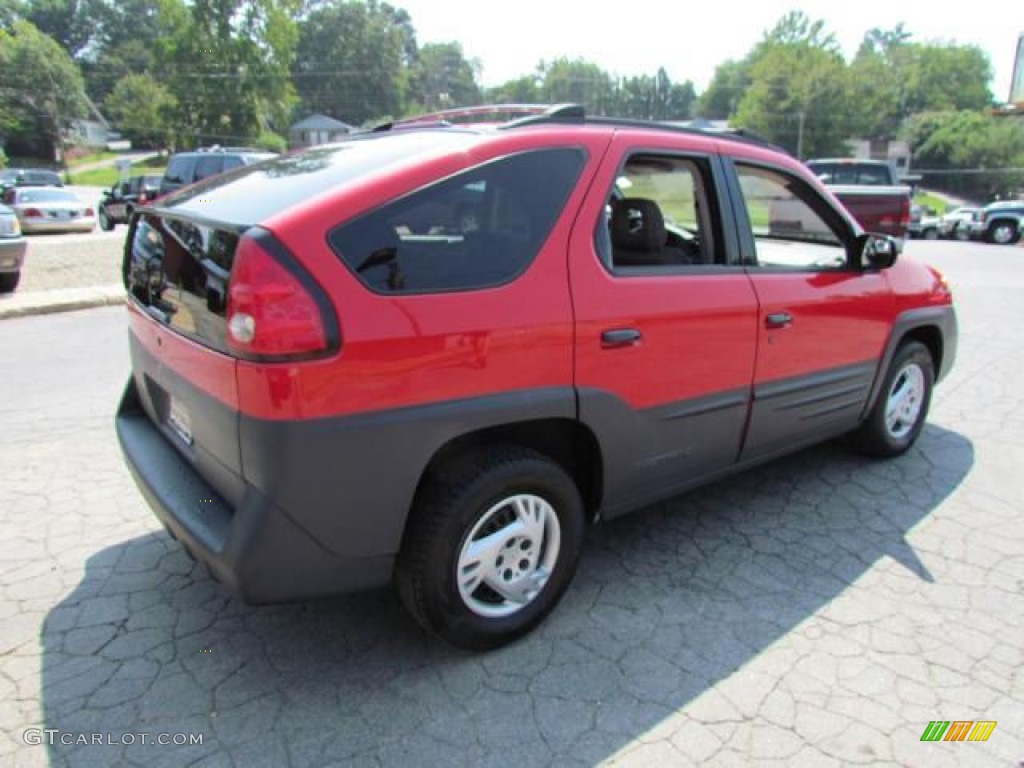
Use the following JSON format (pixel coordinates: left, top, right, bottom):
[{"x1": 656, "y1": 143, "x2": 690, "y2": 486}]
[{"x1": 125, "y1": 213, "x2": 240, "y2": 355}]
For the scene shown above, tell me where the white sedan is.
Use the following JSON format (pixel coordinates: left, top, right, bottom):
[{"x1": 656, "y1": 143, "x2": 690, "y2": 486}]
[{"x1": 1, "y1": 186, "x2": 96, "y2": 234}]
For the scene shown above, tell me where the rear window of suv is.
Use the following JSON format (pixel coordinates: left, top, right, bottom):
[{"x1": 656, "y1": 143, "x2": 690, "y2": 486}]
[{"x1": 328, "y1": 148, "x2": 586, "y2": 294}]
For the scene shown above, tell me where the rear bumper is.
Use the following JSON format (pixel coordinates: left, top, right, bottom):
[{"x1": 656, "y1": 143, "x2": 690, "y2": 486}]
[
  {"x1": 0, "y1": 237, "x2": 26, "y2": 272},
  {"x1": 115, "y1": 380, "x2": 394, "y2": 603},
  {"x1": 21, "y1": 218, "x2": 95, "y2": 233}
]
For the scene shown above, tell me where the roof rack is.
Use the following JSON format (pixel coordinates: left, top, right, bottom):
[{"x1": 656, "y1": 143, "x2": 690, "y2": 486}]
[
  {"x1": 372, "y1": 104, "x2": 584, "y2": 132},
  {"x1": 367, "y1": 103, "x2": 785, "y2": 154}
]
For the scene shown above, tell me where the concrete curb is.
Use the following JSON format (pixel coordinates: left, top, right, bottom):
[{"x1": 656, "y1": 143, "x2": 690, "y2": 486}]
[{"x1": 0, "y1": 285, "x2": 123, "y2": 320}]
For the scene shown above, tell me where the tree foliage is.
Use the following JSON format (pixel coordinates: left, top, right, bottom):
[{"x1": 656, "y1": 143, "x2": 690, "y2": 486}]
[
  {"x1": 104, "y1": 72, "x2": 177, "y2": 148},
  {"x1": 410, "y1": 42, "x2": 480, "y2": 112},
  {"x1": 0, "y1": 18, "x2": 87, "y2": 156}
]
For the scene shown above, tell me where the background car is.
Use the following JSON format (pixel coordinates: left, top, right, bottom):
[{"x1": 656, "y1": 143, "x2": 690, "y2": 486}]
[
  {"x1": 908, "y1": 204, "x2": 941, "y2": 240},
  {"x1": 0, "y1": 168, "x2": 64, "y2": 191},
  {"x1": 1, "y1": 187, "x2": 96, "y2": 234},
  {"x1": 159, "y1": 147, "x2": 276, "y2": 195},
  {"x1": 969, "y1": 200, "x2": 1024, "y2": 245},
  {"x1": 99, "y1": 175, "x2": 162, "y2": 230},
  {"x1": 937, "y1": 206, "x2": 980, "y2": 240},
  {"x1": 0, "y1": 203, "x2": 26, "y2": 292}
]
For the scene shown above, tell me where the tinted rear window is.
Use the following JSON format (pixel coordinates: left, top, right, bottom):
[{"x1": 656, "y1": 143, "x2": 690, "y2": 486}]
[
  {"x1": 124, "y1": 214, "x2": 239, "y2": 353},
  {"x1": 328, "y1": 148, "x2": 586, "y2": 294},
  {"x1": 157, "y1": 130, "x2": 480, "y2": 227}
]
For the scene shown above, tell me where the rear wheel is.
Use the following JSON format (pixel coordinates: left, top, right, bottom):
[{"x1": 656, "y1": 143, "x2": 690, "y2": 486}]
[
  {"x1": 849, "y1": 341, "x2": 934, "y2": 458},
  {"x1": 395, "y1": 446, "x2": 585, "y2": 650},
  {"x1": 922, "y1": 227, "x2": 938, "y2": 240},
  {"x1": 0, "y1": 271, "x2": 20, "y2": 293},
  {"x1": 986, "y1": 220, "x2": 1020, "y2": 245},
  {"x1": 98, "y1": 208, "x2": 114, "y2": 231}
]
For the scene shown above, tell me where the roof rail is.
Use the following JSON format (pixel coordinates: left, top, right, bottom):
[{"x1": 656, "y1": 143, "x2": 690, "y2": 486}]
[{"x1": 371, "y1": 103, "x2": 585, "y2": 132}]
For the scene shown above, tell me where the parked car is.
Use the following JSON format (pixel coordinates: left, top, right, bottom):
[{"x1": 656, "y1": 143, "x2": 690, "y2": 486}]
[
  {"x1": 907, "y1": 204, "x2": 941, "y2": 240},
  {"x1": 1, "y1": 187, "x2": 96, "y2": 234},
  {"x1": 968, "y1": 200, "x2": 1024, "y2": 245},
  {"x1": 99, "y1": 175, "x2": 163, "y2": 230},
  {"x1": 937, "y1": 206, "x2": 980, "y2": 240},
  {"x1": 159, "y1": 147, "x2": 276, "y2": 195},
  {"x1": 0, "y1": 168, "x2": 64, "y2": 191},
  {"x1": 0, "y1": 203, "x2": 26, "y2": 292},
  {"x1": 117, "y1": 104, "x2": 957, "y2": 649},
  {"x1": 804, "y1": 158, "x2": 912, "y2": 242}
]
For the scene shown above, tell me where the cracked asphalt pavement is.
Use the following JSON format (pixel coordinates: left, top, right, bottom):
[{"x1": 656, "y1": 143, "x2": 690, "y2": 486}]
[{"x1": 1, "y1": 240, "x2": 1022, "y2": 767}]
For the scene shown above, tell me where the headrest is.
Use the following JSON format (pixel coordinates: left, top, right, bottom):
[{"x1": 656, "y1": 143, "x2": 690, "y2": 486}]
[{"x1": 610, "y1": 198, "x2": 666, "y2": 252}]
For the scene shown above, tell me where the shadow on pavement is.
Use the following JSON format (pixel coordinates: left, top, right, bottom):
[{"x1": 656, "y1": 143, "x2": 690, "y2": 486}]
[{"x1": 39, "y1": 424, "x2": 973, "y2": 767}]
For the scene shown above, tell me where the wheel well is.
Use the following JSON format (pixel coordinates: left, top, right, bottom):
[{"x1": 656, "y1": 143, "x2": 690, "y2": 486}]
[
  {"x1": 902, "y1": 325, "x2": 943, "y2": 374},
  {"x1": 417, "y1": 419, "x2": 604, "y2": 520}
]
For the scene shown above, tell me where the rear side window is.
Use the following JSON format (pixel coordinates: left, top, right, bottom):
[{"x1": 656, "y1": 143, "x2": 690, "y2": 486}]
[
  {"x1": 329, "y1": 148, "x2": 585, "y2": 294},
  {"x1": 193, "y1": 156, "x2": 224, "y2": 182},
  {"x1": 164, "y1": 156, "x2": 195, "y2": 184}
]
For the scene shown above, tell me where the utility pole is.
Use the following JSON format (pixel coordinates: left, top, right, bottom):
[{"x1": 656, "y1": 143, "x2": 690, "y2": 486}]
[{"x1": 796, "y1": 110, "x2": 806, "y2": 161}]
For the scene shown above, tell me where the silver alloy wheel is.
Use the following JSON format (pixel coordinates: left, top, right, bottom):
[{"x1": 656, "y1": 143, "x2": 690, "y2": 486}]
[
  {"x1": 991, "y1": 223, "x2": 1016, "y2": 245},
  {"x1": 885, "y1": 363, "x2": 926, "y2": 439},
  {"x1": 456, "y1": 493, "x2": 561, "y2": 619}
]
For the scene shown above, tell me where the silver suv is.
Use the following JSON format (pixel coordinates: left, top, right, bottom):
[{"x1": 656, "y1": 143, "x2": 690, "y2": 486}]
[{"x1": 969, "y1": 200, "x2": 1024, "y2": 245}]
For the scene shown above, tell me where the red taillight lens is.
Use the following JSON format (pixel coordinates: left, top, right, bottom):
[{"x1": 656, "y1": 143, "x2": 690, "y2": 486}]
[
  {"x1": 84, "y1": 207, "x2": 94, "y2": 216},
  {"x1": 225, "y1": 237, "x2": 333, "y2": 359},
  {"x1": 23, "y1": 207, "x2": 42, "y2": 218}
]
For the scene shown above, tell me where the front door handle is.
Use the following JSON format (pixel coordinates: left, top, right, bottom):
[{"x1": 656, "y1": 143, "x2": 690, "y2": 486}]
[
  {"x1": 765, "y1": 312, "x2": 793, "y2": 329},
  {"x1": 601, "y1": 328, "x2": 642, "y2": 348}
]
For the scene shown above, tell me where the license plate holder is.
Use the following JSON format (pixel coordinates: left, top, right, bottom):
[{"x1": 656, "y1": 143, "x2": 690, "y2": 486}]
[{"x1": 167, "y1": 397, "x2": 194, "y2": 446}]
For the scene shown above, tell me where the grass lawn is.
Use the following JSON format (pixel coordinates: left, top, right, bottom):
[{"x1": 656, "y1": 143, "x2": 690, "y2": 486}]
[
  {"x1": 913, "y1": 192, "x2": 951, "y2": 216},
  {"x1": 66, "y1": 150, "x2": 117, "y2": 169},
  {"x1": 69, "y1": 160, "x2": 166, "y2": 187}
]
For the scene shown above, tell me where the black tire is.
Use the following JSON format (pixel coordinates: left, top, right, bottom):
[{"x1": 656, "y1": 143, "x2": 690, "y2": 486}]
[
  {"x1": 985, "y1": 220, "x2": 1020, "y2": 245},
  {"x1": 0, "y1": 271, "x2": 19, "y2": 293},
  {"x1": 98, "y1": 208, "x2": 114, "y2": 231},
  {"x1": 849, "y1": 341, "x2": 934, "y2": 458},
  {"x1": 395, "y1": 446, "x2": 585, "y2": 650},
  {"x1": 922, "y1": 227, "x2": 938, "y2": 240}
]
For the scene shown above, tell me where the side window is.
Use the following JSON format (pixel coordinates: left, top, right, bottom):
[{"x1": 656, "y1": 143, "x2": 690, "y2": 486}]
[
  {"x1": 164, "y1": 156, "x2": 193, "y2": 184},
  {"x1": 222, "y1": 156, "x2": 244, "y2": 172},
  {"x1": 595, "y1": 154, "x2": 718, "y2": 271},
  {"x1": 329, "y1": 148, "x2": 585, "y2": 294},
  {"x1": 734, "y1": 164, "x2": 848, "y2": 270},
  {"x1": 193, "y1": 156, "x2": 224, "y2": 182}
]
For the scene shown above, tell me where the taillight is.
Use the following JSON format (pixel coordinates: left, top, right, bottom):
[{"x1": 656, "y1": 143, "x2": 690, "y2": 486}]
[
  {"x1": 84, "y1": 207, "x2": 94, "y2": 216},
  {"x1": 23, "y1": 208, "x2": 42, "y2": 218},
  {"x1": 225, "y1": 235, "x2": 335, "y2": 359}
]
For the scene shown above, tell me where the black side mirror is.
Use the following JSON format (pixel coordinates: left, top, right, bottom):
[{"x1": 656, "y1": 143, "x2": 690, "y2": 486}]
[{"x1": 857, "y1": 233, "x2": 899, "y2": 270}]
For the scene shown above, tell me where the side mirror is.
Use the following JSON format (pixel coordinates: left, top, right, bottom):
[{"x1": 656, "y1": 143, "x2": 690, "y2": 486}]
[{"x1": 857, "y1": 233, "x2": 899, "y2": 270}]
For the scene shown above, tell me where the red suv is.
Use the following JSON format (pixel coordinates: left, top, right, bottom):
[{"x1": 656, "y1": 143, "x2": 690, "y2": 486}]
[{"x1": 116, "y1": 105, "x2": 957, "y2": 649}]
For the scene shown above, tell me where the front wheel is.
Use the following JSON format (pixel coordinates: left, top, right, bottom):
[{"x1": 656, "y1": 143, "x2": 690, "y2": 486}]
[
  {"x1": 922, "y1": 227, "x2": 938, "y2": 240},
  {"x1": 395, "y1": 446, "x2": 585, "y2": 650},
  {"x1": 849, "y1": 341, "x2": 934, "y2": 458},
  {"x1": 986, "y1": 221, "x2": 1020, "y2": 245}
]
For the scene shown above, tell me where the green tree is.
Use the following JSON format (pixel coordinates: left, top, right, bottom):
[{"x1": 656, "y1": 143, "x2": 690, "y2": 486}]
[
  {"x1": 538, "y1": 58, "x2": 615, "y2": 114},
  {"x1": 732, "y1": 12, "x2": 852, "y2": 157},
  {"x1": 104, "y1": 73, "x2": 178, "y2": 148},
  {"x1": 486, "y1": 75, "x2": 541, "y2": 104},
  {"x1": 292, "y1": 0, "x2": 411, "y2": 125},
  {"x1": 696, "y1": 60, "x2": 749, "y2": 119},
  {"x1": 161, "y1": 0, "x2": 299, "y2": 146},
  {"x1": 19, "y1": 0, "x2": 99, "y2": 57},
  {"x1": 0, "y1": 19, "x2": 87, "y2": 158},
  {"x1": 410, "y1": 42, "x2": 480, "y2": 112}
]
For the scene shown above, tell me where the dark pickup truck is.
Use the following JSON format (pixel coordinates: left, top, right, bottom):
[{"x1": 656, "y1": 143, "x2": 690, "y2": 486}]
[{"x1": 806, "y1": 158, "x2": 911, "y2": 243}]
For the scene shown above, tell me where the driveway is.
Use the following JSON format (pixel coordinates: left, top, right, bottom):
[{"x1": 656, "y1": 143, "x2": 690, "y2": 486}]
[{"x1": 0, "y1": 240, "x2": 1021, "y2": 767}]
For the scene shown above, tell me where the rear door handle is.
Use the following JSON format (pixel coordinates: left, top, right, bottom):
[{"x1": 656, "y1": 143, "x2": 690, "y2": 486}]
[
  {"x1": 601, "y1": 328, "x2": 642, "y2": 348},
  {"x1": 765, "y1": 312, "x2": 793, "y2": 329}
]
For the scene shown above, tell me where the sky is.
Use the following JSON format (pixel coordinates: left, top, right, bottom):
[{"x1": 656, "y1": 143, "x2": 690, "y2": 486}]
[{"x1": 394, "y1": 0, "x2": 1022, "y2": 103}]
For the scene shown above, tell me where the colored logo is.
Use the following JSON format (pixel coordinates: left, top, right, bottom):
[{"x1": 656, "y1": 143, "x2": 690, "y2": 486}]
[{"x1": 920, "y1": 721, "x2": 997, "y2": 742}]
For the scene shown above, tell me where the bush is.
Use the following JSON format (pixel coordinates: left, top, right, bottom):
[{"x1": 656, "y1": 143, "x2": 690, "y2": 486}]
[
  {"x1": 255, "y1": 131, "x2": 287, "y2": 153},
  {"x1": 0, "y1": 148, "x2": 6, "y2": 169}
]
